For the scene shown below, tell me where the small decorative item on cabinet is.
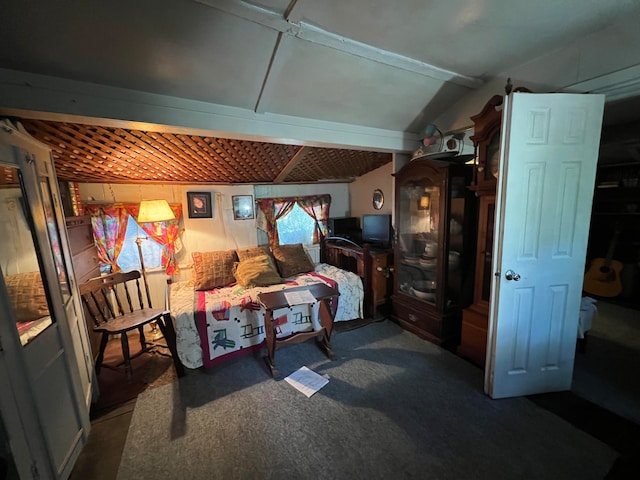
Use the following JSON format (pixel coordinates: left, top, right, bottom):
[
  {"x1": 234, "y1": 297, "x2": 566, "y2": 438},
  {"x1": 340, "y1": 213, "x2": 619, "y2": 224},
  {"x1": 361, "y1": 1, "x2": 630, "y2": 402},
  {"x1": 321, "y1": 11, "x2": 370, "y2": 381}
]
[{"x1": 391, "y1": 157, "x2": 476, "y2": 348}]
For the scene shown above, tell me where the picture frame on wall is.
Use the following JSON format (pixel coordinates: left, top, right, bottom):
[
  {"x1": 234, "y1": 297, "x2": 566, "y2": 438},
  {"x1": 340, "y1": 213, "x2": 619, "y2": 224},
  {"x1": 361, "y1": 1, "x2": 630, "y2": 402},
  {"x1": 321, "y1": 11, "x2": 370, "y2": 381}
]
[
  {"x1": 187, "y1": 191, "x2": 213, "y2": 218},
  {"x1": 232, "y1": 195, "x2": 255, "y2": 220}
]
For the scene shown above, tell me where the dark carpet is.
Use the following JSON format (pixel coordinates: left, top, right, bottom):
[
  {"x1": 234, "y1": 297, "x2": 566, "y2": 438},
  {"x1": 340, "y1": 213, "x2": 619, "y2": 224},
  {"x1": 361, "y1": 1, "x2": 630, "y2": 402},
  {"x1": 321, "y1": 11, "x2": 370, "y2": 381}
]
[{"x1": 117, "y1": 320, "x2": 617, "y2": 480}]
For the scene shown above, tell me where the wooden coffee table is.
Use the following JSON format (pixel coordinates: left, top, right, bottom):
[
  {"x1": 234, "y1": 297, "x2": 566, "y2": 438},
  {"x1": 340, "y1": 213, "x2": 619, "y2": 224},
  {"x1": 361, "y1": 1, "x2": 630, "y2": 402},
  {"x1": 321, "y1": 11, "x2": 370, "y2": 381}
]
[{"x1": 258, "y1": 283, "x2": 339, "y2": 378}]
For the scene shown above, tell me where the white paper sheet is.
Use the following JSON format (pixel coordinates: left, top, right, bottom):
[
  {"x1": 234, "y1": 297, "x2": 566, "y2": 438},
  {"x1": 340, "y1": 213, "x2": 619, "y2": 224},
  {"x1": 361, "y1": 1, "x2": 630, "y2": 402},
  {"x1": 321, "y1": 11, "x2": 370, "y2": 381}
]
[
  {"x1": 283, "y1": 289, "x2": 316, "y2": 306},
  {"x1": 284, "y1": 366, "x2": 329, "y2": 397}
]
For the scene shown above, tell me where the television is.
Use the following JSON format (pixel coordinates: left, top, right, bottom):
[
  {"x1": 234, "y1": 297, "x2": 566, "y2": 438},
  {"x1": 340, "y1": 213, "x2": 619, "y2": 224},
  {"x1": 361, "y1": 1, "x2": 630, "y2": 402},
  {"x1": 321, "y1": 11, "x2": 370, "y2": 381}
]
[
  {"x1": 362, "y1": 214, "x2": 392, "y2": 248},
  {"x1": 327, "y1": 217, "x2": 360, "y2": 239}
]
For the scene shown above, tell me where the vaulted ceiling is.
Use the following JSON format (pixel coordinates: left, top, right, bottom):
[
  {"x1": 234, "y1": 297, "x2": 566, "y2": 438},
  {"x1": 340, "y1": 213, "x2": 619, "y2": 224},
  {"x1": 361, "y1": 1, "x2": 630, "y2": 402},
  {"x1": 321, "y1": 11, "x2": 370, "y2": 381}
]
[{"x1": 2, "y1": 0, "x2": 640, "y2": 183}]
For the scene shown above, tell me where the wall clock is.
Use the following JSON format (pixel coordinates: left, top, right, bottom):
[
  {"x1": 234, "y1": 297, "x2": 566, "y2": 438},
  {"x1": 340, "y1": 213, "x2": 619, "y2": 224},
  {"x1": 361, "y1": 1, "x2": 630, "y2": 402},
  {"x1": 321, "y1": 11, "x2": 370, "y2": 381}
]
[{"x1": 372, "y1": 189, "x2": 384, "y2": 210}]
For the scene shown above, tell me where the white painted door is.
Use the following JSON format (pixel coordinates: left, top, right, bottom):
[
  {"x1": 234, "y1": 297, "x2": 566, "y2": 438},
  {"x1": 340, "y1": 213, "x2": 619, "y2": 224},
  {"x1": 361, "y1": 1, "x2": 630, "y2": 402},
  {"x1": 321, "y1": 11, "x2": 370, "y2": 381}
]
[
  {"x1": 0, "y1": 121, "x2": 90, "y2": 478},
  {"x1": 485, "y1": 93, "x2": 605, "y2": 399}
]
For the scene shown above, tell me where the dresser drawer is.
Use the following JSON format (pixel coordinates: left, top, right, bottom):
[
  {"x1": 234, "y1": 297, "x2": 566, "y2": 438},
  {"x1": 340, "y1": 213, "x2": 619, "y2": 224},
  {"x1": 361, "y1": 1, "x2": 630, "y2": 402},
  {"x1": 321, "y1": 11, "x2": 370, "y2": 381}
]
[
  {"x1": 393, "y1": 299, "x2": 442, "y2": 337},
  {"x1": 66, "y1": 216, "x2": 94, "y2": 254},
  {"x1": 73, "y1": 247, "x2": 101, "y2": 284}
]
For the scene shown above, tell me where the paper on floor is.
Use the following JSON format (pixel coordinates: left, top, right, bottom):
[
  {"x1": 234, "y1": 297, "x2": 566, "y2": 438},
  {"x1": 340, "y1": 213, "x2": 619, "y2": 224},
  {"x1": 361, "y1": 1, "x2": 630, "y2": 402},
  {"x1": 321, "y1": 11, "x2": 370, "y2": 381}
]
[{"x1": 284, "y1": 366, "x2": 329, "y2": 397}]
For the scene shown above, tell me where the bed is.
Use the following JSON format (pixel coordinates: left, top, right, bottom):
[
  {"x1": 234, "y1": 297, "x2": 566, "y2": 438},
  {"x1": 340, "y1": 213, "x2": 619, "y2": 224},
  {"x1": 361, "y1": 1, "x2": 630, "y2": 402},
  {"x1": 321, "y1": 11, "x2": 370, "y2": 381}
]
[{"x1": 169, "y1": 244, "x2": 364, "y2": 370}]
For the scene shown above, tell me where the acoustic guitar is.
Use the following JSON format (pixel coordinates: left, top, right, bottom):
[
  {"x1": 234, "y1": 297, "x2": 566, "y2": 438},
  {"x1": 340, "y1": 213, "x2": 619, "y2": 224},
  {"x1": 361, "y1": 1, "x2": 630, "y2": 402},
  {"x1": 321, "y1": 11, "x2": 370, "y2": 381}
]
[{"x1": 583, "y1": 229, "x2": 623, "y2": 297}]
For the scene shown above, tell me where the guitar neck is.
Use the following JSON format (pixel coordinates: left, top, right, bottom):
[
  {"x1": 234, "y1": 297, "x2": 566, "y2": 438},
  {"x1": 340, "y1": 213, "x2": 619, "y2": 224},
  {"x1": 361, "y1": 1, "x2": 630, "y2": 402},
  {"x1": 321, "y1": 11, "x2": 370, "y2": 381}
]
[{"x1": 602, "y1": 229, "x2": 621, "y2": 267}]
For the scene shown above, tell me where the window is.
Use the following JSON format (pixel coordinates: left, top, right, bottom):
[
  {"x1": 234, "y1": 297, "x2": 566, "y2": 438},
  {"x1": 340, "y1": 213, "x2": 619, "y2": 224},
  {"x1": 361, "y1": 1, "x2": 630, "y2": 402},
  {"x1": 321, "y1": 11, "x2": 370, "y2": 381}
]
[
  {"x1": 113, "y1": 216, "x2": 164, "y2": 272},
  {"x1": 256, "y1": 194, "x2": 331, "y2": 248},
  {"x1": 276, "y1": 202, "x2": 316, "y2": 245}
]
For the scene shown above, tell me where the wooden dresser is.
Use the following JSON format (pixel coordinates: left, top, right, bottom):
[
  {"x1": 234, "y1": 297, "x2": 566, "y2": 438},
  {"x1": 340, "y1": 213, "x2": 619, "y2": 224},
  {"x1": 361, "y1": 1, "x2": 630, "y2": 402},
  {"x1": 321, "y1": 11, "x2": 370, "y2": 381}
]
[{"x1": 65, "y1": 215, "x2": 101, "y2": 359}]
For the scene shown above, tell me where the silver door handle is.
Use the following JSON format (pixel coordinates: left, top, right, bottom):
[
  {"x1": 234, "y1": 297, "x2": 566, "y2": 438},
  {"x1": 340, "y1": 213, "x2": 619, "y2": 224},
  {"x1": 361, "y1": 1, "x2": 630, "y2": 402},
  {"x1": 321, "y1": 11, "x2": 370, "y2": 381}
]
[{"x1": 505, "y1": 270, "x2": 521, "y2": 281}]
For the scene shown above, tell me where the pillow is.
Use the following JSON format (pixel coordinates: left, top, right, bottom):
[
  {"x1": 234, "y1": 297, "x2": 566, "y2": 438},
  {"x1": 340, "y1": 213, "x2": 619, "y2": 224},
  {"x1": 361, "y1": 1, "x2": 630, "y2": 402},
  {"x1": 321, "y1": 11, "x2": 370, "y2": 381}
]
[
  {"x1": 4, "y1": 271, "x2": 50, "y2": 323},
  {"x1": 191, "y1": 250, "x2": 238, "y2": 291},
  {"x1": 233, "y1": 254, "x2": 282, "y2": 288},
  {"x1": 236, "y1": 246, "x2": 272, "y2": 262},
  {"x1": 271, "y1": 243, "x2": 315, "y2": 278}
]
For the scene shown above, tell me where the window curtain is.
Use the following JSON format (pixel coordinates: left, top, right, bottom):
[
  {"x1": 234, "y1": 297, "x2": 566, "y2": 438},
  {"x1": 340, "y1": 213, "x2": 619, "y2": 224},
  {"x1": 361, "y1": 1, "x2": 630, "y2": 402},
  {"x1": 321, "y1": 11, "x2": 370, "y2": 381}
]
[
  {"x1": 256, "y1": 198, "x2": 296, "y2": 249},
  {"x1": 257, "y1": 194, "x2": 332, "y2": 248},
  {"x1": 84, "y1": 202, "x2": 183, "y2": 274},
  {"x1": 83, "y1": 204, "x2": 129, "y2": 273},
  {"x1": 297, "y1": 194, "x2": 331, "y2": 243}
]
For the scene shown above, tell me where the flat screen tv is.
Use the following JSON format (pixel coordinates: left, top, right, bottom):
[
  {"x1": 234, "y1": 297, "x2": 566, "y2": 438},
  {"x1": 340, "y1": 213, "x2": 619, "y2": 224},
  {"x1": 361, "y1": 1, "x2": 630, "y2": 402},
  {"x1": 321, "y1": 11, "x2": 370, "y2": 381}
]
[
  {"x1": 362, "y1": 214, "x2": 392, "y2": 248},
  {"x1": 327, "y1": 216, "x2": 360, "y2": 238}
]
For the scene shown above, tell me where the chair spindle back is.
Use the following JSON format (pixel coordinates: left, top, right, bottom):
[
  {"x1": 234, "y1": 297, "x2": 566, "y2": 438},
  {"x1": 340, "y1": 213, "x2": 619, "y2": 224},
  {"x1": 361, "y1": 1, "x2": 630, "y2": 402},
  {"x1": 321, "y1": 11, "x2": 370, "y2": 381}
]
[{"x1": 80, "y1": 271, "x2": 148, "y2": 327}]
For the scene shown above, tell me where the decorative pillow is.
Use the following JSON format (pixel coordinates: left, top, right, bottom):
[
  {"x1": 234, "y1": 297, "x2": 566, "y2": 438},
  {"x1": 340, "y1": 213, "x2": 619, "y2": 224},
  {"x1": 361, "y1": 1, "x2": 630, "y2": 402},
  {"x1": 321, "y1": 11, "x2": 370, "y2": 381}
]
[
  {"x1": 233, "y1": 254, "x2": 282, "y2": 288},
  {"x1": 5, "y1": 271, "x2": 50, "y2": 323},
  {"x1": 272, "y1": 243, "x2": 315, "y2": 278},
  {"x1": 236, "y1": 246, "x2": 272, "y2": 262},
  {"x1": 191, "y1": 250, "x2": 238, "y2": 291}
]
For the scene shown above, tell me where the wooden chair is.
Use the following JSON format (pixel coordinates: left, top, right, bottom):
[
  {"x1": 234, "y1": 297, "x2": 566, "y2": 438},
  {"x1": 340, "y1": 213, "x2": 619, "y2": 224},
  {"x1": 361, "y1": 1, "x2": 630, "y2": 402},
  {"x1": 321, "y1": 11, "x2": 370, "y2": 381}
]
[{"x1": 79, "y1": 271, "x2": 184, "y2": 380}]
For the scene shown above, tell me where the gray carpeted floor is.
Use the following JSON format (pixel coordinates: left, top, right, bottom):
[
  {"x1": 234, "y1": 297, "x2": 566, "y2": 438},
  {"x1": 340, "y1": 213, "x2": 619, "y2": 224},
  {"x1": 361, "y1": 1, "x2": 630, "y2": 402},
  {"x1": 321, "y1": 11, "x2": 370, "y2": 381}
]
[
  {"x1": 573, "y1": 300, "x2": 640, "y2": 425},
  {"x1": 117, "y1": 320, "x2": 617, "y2": 480}
]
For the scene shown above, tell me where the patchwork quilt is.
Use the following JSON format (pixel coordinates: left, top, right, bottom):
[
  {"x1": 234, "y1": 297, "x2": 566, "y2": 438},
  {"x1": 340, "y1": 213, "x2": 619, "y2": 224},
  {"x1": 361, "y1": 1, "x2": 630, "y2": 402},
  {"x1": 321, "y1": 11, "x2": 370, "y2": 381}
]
[{"x1": 169, "y1": 263, "x2": 364, "y2": 369}]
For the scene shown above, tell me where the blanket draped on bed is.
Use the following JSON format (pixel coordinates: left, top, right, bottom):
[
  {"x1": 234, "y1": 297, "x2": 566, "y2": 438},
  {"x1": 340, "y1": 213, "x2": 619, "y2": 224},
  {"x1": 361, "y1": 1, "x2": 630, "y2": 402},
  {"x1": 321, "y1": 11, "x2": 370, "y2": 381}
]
[{"x1": 170, "y1": 263, "x2": 363, "y2": 369}]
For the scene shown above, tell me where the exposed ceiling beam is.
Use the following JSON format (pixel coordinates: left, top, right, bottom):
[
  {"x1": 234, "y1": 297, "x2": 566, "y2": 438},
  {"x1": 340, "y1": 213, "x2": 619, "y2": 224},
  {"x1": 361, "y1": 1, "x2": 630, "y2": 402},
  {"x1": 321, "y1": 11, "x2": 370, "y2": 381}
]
[
  {"x1": 284, "y1": 0, "x2": 304, "y2": 23},
  {"x1": 565, "y1": 64, "x2": 640, "y2": 101},
  {"x1": 251, "y1": 0, "x2": 304, "y2": 113},
  {"x1": 253, "y1": 32, "x2": 285, "y2": 113},
  {"x1": 0, "y1": 69, "x2": 419, "y2": 153},
  {"x1": 273, "y1": 145, "x2": 307, "y2": 183},
  {"x1": 195, "y1": 0, "x2": 483, "y2": 89}
]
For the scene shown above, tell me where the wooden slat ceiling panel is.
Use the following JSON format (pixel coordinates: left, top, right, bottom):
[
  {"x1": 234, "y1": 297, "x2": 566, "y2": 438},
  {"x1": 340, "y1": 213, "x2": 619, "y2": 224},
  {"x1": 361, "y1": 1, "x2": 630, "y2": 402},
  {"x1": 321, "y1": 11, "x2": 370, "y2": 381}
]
[
  {"x1": 285, "y1": 149, "x2": 391, "y2": 182},
  {"x1": 19, "y1": 119, "x2": 392, "y2": 184}
]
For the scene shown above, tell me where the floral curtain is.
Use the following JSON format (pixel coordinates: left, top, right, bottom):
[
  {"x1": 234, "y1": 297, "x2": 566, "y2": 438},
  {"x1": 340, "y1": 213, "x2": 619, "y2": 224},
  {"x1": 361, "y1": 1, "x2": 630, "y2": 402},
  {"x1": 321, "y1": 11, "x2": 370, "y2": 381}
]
[
  {"x1": 256, "y1": 198, "x2": 296, "y2": 249},
  {"x1": 257, "y1": 194, "x2": 332, "y2": 248},
  {"x1": 84, "y1": 204, "x2": 130, "y2": 273},
  {"x1": 84, "y1": 202, "x2": 183, "y2": 274}
]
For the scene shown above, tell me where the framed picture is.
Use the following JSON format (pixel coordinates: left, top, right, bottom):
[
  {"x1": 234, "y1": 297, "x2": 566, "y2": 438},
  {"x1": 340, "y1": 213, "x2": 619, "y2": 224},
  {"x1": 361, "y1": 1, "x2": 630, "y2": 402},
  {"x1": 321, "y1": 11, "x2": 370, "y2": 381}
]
[
  {"x1": 232, "y1": 195, "x2": 255, "y2": 220},
  {"x1": 187, "y1": 191, "x2": 212, "y2": 218}
]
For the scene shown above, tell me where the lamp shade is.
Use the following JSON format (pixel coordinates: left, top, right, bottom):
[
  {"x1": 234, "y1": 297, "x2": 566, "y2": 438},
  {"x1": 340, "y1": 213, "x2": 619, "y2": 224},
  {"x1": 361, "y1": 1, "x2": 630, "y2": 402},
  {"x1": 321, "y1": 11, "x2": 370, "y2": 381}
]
[{"x1": 137, "y1": 199, "x2": 175, "y2": 222}]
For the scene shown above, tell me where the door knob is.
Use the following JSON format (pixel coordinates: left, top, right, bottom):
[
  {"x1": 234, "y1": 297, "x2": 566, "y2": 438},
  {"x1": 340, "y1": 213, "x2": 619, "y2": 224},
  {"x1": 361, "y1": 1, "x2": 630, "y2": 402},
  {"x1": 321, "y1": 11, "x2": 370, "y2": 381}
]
[{"x1": 505, "y1": 270, "x2": 521, "y2": 281}]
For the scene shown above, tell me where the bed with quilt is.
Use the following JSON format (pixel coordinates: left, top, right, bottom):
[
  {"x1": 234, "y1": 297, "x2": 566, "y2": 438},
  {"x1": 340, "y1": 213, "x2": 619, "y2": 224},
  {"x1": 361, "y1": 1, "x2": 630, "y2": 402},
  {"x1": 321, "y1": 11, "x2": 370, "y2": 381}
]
[{"x1": 169, "y1": 244, "x2": 364, "y2": 369}]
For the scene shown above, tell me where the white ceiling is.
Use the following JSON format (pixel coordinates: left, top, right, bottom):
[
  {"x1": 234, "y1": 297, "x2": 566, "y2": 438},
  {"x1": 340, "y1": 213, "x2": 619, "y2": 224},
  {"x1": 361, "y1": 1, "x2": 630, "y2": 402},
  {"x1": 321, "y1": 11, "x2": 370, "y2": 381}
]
[{"x1": 2, "y1": 0, "x2": 640, "y2": 147}]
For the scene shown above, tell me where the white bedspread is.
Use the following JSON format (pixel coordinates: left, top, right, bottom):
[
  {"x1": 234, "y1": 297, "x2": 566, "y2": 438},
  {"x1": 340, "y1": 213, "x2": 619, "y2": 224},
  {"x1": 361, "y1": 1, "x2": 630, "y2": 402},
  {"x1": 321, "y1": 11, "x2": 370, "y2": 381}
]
[{"x1": 169, "y1": 263, "x2": 364, "y2": 369}]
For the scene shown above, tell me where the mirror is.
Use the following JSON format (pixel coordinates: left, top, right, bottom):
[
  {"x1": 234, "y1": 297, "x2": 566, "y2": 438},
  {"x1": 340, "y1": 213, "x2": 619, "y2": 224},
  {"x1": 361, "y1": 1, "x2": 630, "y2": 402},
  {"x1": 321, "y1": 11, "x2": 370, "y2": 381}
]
[
  {"x1": 1, "y1": 164, "x2": 54, "y2": 346},
  {"x1": 372, "y1": 189, "x2": 384, "y2": 210},
  {"x1": 40, "y1": 179, "x2": 70, "y2": 302}
]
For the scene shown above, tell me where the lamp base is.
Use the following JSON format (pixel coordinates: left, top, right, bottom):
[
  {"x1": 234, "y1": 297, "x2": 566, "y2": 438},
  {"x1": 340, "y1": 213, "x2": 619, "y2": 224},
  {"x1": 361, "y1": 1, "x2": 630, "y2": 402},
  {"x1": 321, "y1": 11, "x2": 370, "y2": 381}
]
[{"x1": 149, "y1": 321, "x2": 164, "y2": 341}]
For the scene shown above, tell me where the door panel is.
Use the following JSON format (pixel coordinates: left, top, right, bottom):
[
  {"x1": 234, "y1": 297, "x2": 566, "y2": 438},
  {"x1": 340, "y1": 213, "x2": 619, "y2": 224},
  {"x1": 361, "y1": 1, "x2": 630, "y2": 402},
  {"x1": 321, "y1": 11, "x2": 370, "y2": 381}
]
[
  {"x1": 0, "y1": 122, "x2": 90, "y2": 479},
  {"x1": 486, "y1": 93, "x2": 604, "y2": 398},
  {"x1": 29, "y1": 346, "x2": 85, "y2": 472}
]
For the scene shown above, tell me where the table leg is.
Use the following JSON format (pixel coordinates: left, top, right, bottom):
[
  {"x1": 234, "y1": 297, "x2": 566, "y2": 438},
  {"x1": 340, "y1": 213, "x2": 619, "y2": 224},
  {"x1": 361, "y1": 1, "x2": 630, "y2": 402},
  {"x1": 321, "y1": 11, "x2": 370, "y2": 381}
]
[
  {"x1": 317, "y1": 299, "x2": 336, "y2": 360},
  {"x1": 156, "y1": 314, "x2": 185, "y2": 377},
  {"x1": 263, "y1": 309, "x2": 280, "y2": 378}
]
